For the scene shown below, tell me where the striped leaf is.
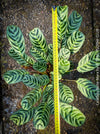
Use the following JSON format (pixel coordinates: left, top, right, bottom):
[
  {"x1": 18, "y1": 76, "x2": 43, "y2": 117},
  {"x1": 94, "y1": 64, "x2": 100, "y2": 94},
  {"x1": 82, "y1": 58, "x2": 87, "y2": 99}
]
[
  {"x1": 21, "y1": 88, "x2": 42, "y2": 110},
  {"x1": 57, "y1": 5, "x2": 68, "y2": 47},
  {"x1": 30, "y1": 47, "x2": 47, "y2": 63},
  {"x1": 47, "y1": 44, "x2": 53, "y2": 64},
  {"x1": 42, "y1": 84, "x2": 53, "y2": 102},
  {"x1": 33, "y1": 61, "x2": 47, "y2": 72},
  {"x1": 60, "y1": 102, "x2": 86, "y2": 127},
  {"x1": 33, "y1": 102, "x2": 50, "y2": 129},
  {"x1": 76, "y1": 78, "x2": 100, "y2": 100},
  {"x1": 59, "y1": 48, "x2": 70, "y2": 60},
  {"x1": 77, "y1": 51, "x2": 100, "y2": 73},
  {"x1": 29, "y1": 28, "x2": 48, "y2": 53},
  {"x1": 47, "y1": 94, "x2": 54, "y2": 115},
  {"x1": 3, "y1": 69, "x2": 29, "y2": 84},
  {"x1": 59, "y1": 59, "x2": 70, "y2": 74},
  {"x1": 8, "y1": 48, "x2": 35, "y2": 66},
  {"x1": 50, "y1": 71, "x2": 62, "y2": 81},
  {"x1": 7, "y1": 25, "x2": 25, "y2": 54},
  {"x1": 22, "y1": 74, "x2": 50, "y2": 88},
  {"x1": 10, "y1": 108, "x2": 34, "y2": 126},
  {"x1": 59, "y1": 83, "x2": 74, "y2": 103},
  {"x1": 66, "y1": 11, "x2": 82, "y2": 38},
  {"x1": 67, "y1": 31, "x2": 85, "y2": 54}
]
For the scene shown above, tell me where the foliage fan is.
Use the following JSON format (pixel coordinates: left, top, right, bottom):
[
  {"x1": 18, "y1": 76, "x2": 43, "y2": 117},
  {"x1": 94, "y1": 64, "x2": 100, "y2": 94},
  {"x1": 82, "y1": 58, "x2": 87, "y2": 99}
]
[{"x1": 3, "y1": 5, "x2": 100, "y2": 130}]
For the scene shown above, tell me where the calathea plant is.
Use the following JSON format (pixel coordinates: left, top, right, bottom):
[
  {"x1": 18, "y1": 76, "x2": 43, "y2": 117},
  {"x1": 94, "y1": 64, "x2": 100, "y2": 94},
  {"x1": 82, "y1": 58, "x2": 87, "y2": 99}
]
[{"x1": 3, "y1": 5, "x2": 100, "y2": 130}]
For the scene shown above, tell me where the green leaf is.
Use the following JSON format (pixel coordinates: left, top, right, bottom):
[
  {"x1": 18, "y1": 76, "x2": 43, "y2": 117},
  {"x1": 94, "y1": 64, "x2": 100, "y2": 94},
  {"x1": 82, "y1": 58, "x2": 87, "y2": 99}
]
[
  {"x1": 10, "y1": 108, "x2": 34, "y2": 126},
  {"x1": 47, "y1": 94, "x2": 54, "y2": 115},
  {"x1": 77, "y1": 51, "x2": 100, "y2": 73},
  {"x1": 67, "y1": 31, "x2": 85, "y2": 54},
  {"x1": 21, "y1": 88, "x2": 42, "y2": 110},
  {"x1": 59, "y1": 48, "x2": 70, "y2": 60},
  {"x1": 29, "y1": 28, "x2": 48, "y2": 53},
  {"x1": 76, "y1": 78, "x2": 100, "y2": 100},
  {"x1": 50, "y1": 71, "x2": 62, "y2": 81},
  {"x1": 57, "y1": 5, "x2": 68, "y2": 47},
  {"x1": 30, "y1": 47, "x2": 47, "y2": 63},
  {"x1": 7, "y1": 25, "x2": 25, "y2": 54},
  {"x1": 66, "y1": 11, "x2": 82, "y2": 38},
  {"x1": 22, "y1": 74, "x2": 50, "y2": 88},
  {"x1": 59, "y1": 59, "x2": 70, "y2": 74},
  {"x1": 60, "y1": 102, "x2": 86, "y2": 127},
  {"x1": 33, "y1": 102, "x2": 50, "y2": 129},
  {"x1": 59, "y1": 83, "x2": 74, "y2": 103},
  {"x1": 3, "y1": 69, "x2": 29, "y2": 84},
  {"x1": 42, "y1": 84, "x2": 53, "y2": 102},
  {"x1": 8, "y1": 48, "x2": 35, "y2": 66},
  {"x1": 33, "y1": 61, "x2": 47, "y2": 72},
  {"x1": 47, "y1": 44, "x2": 53, "y2": 65}
]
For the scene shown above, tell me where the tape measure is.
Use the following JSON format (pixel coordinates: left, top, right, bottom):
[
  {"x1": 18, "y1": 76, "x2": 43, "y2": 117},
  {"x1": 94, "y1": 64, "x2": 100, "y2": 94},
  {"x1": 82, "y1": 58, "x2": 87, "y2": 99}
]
[{"x1": 52, "y1": 6, "x2": 60, "y2": 134}]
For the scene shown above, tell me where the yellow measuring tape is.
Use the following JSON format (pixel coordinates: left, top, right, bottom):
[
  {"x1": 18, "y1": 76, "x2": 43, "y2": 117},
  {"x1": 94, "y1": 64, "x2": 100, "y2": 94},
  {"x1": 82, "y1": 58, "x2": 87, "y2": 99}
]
[{"x1": 52, "y1": 7, "x2": 60, "y2": 134}]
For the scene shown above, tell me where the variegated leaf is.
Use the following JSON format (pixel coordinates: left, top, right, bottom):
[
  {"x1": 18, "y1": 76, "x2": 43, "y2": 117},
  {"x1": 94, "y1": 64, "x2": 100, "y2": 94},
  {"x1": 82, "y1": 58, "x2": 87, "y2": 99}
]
[
  {"x1": 30, "y1": 47, "x2": 47, "y2": 63},
  {"x1": 10, "y1": 108, "x2": 34, "y2": 126},
  {"x1": 3, "y1": 69, "x2": 29, "y2": 84},
  {"x1": 7, "y1": 25, "x2": 25, "y2": 54},
  {"x1": 76, "y1": 78, "x2": 100, "y2": 100},
  {"x1": 33, "y1": 102, "x2": 50, "y2": 129},
  {"x1": 47, "y1": 44, "x2": 53, "y2": 65},
  {"x1": 77, "y1": 51, "x2": 100, "y2": 73},
  {"x1": 59, "y1": 59, "x2": 70, "y2": 74},
  {"x1": 59, "y1": 83, "x2": 74, "y2": 103},
  {"x1": 21, "y1": 88, "x2": 42, "y2": 110},
  {"x1": 47, "y1": 94, "x2": 54, "y2": 115},
  {"x1": 67, "y1": 31, "x2": 85, "y2": 54},
  {"x1": 29, "y1": 28, "x2": 48, "y2": 53},
  {"x1": 33, "y1": 61, "x2": 47, "y2": 72},
  {"x1": 50, "y1": 71, "x2": 62, "y2": 81},
  {"x1": 59, "y1": 48, "x2": 70, "y2": 60},
  {"x1": 60, "y1": 102, "x2": 86, "y2": 127}
]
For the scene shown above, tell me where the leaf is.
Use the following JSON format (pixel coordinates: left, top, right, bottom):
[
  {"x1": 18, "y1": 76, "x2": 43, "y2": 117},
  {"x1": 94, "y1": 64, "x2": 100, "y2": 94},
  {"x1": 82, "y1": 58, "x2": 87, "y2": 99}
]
[
  {"x1": 30, "y1": 47, "x2": 47, "y2": 63},
  {"x1": 10, "y1": 108, "x2": 34, "y2": 126},
  {"x1": 21, "y1": 88, "x2": 42, "y2": 110},
  {"x1": 7, "y1": 25, "x2": 25, "y2": 54},
  {"x1": 47, "y1": 44, "x2": 53, "y2": 65},
  {"x1": 33, "y1": 102, "x2": 50, "y2": 129},
  {"x1": 59, "y1": 83, "x2": 74, "y2": 103},
  {"x1": 22, "y1": 74, "x2": 50, "y2": 88},
  {"x1": 59, "y1": 48, "x2": 70, "y2": 60},
  {"x1": 50, "y1": 71, "x2": 62, "y2": 81},
  {"x1": 77, "y1": 51, "x2": 100, "y2": 73},
  {"x1": 42, "y1": 84, "x2": 53, "y2": 102},
  {"x1": 33, "y1": 61, "x2": 47, "y2": 72},
  {"x1": 8, "y1": 48, "x2": 35, "y2": 66},
  {"x1": 76, "y1": 78, "x2": 100, "y2": 100},
  {"x1": 66, "y1": 11, "x2": 82, "y2": 38},
  {"x1": 67, "y1": 31, "x2": 85, "y2": 54},
  {"x1": 59, "y1": 59, "x2": 70, "y2": 74},
  {"x1": 3, "y1": 69, "x2": 29, "y2": 84},
  {"x1": 47, "y1": 94, "x2": 54, "y2": 115},
  {"x1": 29, "y1": 28, "x2": 48, "y2": 53},
  {"x1": 60, "y1": 102, "x2": 86, "y2": 127},
  {"x1": 57, "y1": 5, "x2": 68, "y2": 47}
]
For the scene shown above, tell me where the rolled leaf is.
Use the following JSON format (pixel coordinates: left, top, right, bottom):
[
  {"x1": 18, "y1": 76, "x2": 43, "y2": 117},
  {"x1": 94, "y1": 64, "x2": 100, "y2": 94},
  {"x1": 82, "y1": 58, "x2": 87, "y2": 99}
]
[
  {"x1": 30, "y1": 47, "x2": 47, "y2": 63},
  {"x1": 77, "y1": 51, "x2": 100, "y2": 73},
  {"x1": 66, "y1": 11, "x2": 82, "y2": 38},
  {"x1": 76, "y1": 78, "x2": 100, "y2": 100},
  {"x1": 21, "y1": 88, "x2": 42, "y2": 110},
  {"x1": 29, "y1": 28, "x2": 48, "y2": 53},
  {"x1": 22, "y1": 74, "x2": 49, "y2": 88},
  {"x1": 59, "y1": 59, "x2": 70, "y2": 74},
  {"x1": 57, "y1": 5, "x2": 68, "y2": 47},
  {"x1": 60, "y1": 102, "x2": 86, "y2": 127},
  {"x1": 3, "y1": 69, "x2": 29, "y2": 84},
  {"x1": 59, "y1": 83, "x2": 74, "y2": 103},
  {"x1": 33, "y1": 102, "x2": 50, "y2": 129},
  {"x1": 67, "y1": 31, "x2": 85, "y2": 54},
  {"x1": 10, "y1": 108, "x2": 34, "y2": 126},
  {"x1": 59, "y1": 48, "x2": 70, "y2": 60},
  {"x1": 33, "y1": 61, "x2": 47, "y2": 72},
  {"x1": 7, "y1": 25, "x2": 25, "y2": 54}
]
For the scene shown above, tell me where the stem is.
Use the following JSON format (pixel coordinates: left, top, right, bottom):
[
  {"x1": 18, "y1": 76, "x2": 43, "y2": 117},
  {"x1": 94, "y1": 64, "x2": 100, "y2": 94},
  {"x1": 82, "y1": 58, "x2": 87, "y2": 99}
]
[
  {"x1": 67, "y1": 68, "x2": 77, "y2": 73},
  {"x1": 61, "y1": 79, "x2": 76, "y2": 82}
]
